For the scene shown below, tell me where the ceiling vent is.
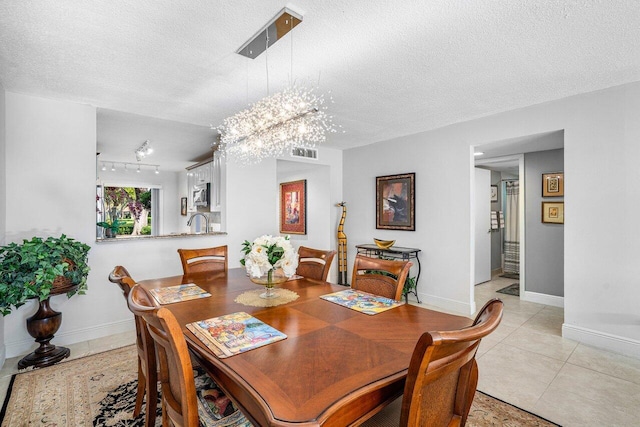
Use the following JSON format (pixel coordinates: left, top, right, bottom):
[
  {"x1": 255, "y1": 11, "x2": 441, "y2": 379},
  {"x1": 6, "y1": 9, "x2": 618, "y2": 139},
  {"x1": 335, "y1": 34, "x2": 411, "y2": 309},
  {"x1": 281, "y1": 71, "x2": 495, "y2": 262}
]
[{"x1": 291, "y1": 147, "x2": 318, "y2": 160}]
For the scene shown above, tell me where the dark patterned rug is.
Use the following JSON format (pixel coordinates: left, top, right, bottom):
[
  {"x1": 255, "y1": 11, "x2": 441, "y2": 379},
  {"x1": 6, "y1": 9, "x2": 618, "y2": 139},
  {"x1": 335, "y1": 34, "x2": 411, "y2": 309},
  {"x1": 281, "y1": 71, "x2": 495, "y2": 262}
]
[
  {"x1": 1, "y1": 345, "x2": 559, "y2": 426},
  {"x1": 497, "y1": 283, "x2": 520, "y2": 296},
  {"x1": 500, "y1": 272, "x2": 520, "y2": 279}
]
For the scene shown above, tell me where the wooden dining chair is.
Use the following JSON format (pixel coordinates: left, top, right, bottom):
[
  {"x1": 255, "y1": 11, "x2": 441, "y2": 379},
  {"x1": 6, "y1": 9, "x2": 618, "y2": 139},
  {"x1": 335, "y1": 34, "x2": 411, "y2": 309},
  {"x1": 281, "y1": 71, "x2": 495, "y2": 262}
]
[
  {"x1": 108, "y1": 266, "x2": 158, "y2": 427},
  {"x1": 362, "y1": 298, "x2": 504, "y2": 427},
  {"x1": 295, "y1": 246, "x2": 337, "y2": 281},
  {"x1": 127, "y1": 284, "x2": 252, "y2": 427},
  {"x1": 350, "y1": 254, "x2": 412, "y2": 300},
  {"x1": 177, "y1": 245, "x2": 228, "y2": 275}
]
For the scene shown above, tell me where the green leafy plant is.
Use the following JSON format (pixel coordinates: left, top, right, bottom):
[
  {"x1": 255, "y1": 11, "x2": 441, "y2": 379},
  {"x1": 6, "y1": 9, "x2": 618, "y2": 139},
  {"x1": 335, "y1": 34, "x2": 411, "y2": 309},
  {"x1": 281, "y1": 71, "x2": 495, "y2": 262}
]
[
  {"x1": 97, "y1": 218, "x2": 121, "y2": 236},
  {"x1": 402, "y1": 276, "x2": 417, "y2": 297},
  {"x1": 0, "y1": 234, "x2": 91, "y2": 316}
]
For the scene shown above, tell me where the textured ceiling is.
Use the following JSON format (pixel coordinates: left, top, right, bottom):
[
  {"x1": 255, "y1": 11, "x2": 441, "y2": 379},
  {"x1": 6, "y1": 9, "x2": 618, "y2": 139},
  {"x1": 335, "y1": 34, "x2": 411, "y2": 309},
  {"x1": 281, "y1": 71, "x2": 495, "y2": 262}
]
[{"x1": 2, "y1": 1, "x2": 640, "y2": 159}]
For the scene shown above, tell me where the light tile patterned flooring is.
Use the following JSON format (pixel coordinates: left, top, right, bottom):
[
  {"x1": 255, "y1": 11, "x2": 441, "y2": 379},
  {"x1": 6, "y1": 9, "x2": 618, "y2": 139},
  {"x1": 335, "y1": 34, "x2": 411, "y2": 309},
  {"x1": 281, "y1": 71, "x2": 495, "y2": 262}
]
[
  {"x1": 471, "y1": 276, "x2": 640, "y2": 426},
  {"x1": 1, "y1": 275, "x2": 639, "y2": 426}
]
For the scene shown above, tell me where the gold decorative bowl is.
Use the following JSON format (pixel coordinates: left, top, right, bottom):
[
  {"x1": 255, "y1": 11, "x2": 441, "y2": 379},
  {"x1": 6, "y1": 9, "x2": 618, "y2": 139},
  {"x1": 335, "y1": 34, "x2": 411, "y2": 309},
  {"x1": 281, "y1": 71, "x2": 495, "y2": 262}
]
[{"x1": 374, "y1": 238, "x2": 395, "y2": 249}]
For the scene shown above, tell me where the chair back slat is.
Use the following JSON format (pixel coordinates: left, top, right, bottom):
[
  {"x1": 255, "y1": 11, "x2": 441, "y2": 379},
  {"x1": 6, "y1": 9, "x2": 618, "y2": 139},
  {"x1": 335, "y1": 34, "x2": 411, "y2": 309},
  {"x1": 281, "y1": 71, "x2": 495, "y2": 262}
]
[
  {"x1": 296, "y1": 246, "x2": 336, "y2": 281},
  {"x1": 351, "y1": 254, "x2": 412, "y2": 300},
  {"x1": 178, "y1": 246, "x2": 228, "y2": 275}
]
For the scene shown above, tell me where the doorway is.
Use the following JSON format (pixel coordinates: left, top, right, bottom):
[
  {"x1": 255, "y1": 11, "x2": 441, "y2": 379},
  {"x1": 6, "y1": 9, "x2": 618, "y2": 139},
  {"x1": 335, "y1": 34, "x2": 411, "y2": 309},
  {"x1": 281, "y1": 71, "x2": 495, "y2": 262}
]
[
  {"x1": 472, "y1": 130, "x2": 565, "y2": 308},
  {"x1": 475, "y1": 155, "x2": 524, "y2": 295}
]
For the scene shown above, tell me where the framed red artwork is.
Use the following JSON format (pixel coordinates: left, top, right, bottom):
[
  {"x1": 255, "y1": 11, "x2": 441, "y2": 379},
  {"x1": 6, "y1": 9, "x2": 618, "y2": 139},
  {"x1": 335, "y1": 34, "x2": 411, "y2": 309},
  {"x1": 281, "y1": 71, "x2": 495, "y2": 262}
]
[{"x1": 280, "y1": 179, "x2": 306, "y2": 234}]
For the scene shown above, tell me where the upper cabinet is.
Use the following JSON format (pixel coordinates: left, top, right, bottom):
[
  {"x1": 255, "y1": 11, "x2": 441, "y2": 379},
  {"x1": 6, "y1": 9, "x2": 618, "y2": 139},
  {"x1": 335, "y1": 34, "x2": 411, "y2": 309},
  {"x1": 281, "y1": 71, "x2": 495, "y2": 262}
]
[
  {"x1": 186, "y1": 151, "x2": 224, "y2": 213},
  {"x1": 210, "y1": 151, "x2": 222, "y2": 212}
]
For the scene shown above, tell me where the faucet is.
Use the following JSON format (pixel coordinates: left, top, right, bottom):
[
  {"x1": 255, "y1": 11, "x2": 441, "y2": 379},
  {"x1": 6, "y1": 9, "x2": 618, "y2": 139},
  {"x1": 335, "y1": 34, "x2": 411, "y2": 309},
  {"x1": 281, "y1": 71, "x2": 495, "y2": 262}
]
[{"x1": 187, "y1": 212, "x2": 209, "y2": 233}]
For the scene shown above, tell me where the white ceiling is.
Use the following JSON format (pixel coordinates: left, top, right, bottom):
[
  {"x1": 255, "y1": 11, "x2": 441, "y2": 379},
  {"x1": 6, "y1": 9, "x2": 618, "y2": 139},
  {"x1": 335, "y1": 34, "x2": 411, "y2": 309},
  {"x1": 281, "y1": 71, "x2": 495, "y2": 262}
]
[{"x1": 2, "y1": 1, "x2": 640, "y2": 162}]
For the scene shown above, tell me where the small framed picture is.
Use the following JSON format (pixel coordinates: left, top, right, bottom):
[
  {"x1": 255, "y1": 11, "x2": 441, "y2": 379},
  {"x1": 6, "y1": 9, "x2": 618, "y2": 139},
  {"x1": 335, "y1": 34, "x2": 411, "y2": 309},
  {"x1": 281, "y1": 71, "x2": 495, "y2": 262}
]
[
  {"x1": 490, "y1": 185, "x2": 498, "y2": 202},
  {"x1": 180, "y1": 197, "x2": 187, "y2": 216},
  {"x1": 542, "y1": 201, "x2": 564, "y2": 224},
  {"x1": 376, "y1": 173, "x2": 415, "y2": 231},
  {"x1": 542, "y1": 172, "x2": 564, "y2": 197},
  {"x1": 280, "y1": 179, "x2": 306, "y2": 234}
]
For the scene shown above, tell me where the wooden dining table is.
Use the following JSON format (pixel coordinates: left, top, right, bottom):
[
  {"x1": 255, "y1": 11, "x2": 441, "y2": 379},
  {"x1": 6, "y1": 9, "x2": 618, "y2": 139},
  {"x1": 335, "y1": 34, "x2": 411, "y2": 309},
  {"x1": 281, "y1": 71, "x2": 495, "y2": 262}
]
[{"x1": 138, "y1": 268, "x2": 472, "y2": 426}]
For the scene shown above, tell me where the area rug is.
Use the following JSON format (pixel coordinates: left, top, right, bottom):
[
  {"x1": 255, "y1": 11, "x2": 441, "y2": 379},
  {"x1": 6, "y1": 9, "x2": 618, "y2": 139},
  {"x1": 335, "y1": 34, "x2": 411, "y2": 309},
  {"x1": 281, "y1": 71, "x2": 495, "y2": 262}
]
[
  {"x1": 500, "y1": 272, "x2": 520, "y2": 279},
  {"x1": 1, "y1": 345, "x2": 559, "y2": 426},
  {"x1": 497, "y1": 283, "x2": 520, "y2": 296}
]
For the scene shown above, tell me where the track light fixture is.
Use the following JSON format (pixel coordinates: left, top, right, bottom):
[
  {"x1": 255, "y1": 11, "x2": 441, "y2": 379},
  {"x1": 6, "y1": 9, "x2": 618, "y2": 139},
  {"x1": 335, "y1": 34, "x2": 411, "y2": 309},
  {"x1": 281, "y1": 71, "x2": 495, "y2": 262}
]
[{"x1": 135, "y1": 140, "x2": 153, "y2": 161}]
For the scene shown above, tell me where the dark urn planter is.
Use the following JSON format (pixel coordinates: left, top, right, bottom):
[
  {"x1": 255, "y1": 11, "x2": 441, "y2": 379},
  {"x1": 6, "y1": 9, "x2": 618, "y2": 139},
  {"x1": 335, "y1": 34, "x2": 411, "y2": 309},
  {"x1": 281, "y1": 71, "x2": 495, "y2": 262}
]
[{"x1": 18, "y1": 280, "x2": 78, "y2": 369}]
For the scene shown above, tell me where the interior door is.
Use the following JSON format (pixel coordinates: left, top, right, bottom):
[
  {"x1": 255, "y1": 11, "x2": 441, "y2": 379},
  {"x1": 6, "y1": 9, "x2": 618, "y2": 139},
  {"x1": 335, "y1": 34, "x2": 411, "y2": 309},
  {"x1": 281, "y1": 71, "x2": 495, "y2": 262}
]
[{"x1": 474, "y1": 168, "x2": 491, "y2": 284}]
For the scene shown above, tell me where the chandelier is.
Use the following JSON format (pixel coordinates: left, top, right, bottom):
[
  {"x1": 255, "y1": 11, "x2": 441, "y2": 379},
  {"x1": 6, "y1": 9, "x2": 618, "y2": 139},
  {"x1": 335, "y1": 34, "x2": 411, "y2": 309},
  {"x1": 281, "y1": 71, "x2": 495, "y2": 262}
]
[
  {"x1": 216, "y1": 7, "x2": 337, "y2": 164},
  {"x1": 217, "y1": 85, "x2": 335, "y2": 164}
]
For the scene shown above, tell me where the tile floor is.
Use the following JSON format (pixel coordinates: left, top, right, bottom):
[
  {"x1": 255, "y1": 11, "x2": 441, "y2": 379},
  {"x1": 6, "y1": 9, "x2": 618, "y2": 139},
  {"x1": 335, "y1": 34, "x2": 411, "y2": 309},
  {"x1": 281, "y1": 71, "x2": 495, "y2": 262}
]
[
  {"x1": 471, "y1": 275, "x2": 640, "y2": 426},
  {"x1": 1, "y1": 275, "x2": 639, "y2": 426}
]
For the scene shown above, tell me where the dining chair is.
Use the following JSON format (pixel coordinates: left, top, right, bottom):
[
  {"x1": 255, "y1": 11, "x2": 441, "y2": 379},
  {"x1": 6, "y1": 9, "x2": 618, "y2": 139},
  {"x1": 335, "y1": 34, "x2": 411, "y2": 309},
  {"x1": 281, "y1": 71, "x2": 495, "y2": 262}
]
[
  {"x1": 177, "y1": 245, "x2": 228, "y2": 275},
  {"x1": 295, "y1": 246, "x2": 337, "y2": 281},
  {"x1": 108, "y1": 266, "x2": 158, "y2": 427},
  {"x1": 126, "y1": 284, "x2": 253, "y2": 427},
  {"x1": 361, "y1": 298, "x2": 504, "y2": 427},
  {"x1": 350, "y1": 254, "x2": 412, "y2": 300}
]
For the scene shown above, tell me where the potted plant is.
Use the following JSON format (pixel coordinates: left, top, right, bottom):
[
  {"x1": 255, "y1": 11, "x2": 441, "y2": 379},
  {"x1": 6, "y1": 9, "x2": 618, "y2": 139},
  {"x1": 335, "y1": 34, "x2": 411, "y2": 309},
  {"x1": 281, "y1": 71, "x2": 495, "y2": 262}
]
[
  {"x1": 0, "y1": 234, "x2": 91, "y2": 368},
  {"x1": 97, "y1": 217, "x2": 121, "y2": 238}
]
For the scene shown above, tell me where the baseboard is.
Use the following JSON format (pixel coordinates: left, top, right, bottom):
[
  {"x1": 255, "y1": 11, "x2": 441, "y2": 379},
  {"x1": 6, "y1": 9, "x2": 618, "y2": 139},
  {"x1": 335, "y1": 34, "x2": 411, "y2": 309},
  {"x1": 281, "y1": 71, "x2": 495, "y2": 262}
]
[
  {"x1": 491, "y1": 268, "x2": 503, "y2": 277},
  {"x1": 5, "y1": 318, "x2": 135, "y2": 359},
  {"x1": 418, "y1": 291, "x2": 476, "y2": 316},
  {"x1": 522, "y1": 291, "x2": 564, "y2": 308},
  {"x1": 562, "y1": 323, "x2": 640, "y2": 359}
]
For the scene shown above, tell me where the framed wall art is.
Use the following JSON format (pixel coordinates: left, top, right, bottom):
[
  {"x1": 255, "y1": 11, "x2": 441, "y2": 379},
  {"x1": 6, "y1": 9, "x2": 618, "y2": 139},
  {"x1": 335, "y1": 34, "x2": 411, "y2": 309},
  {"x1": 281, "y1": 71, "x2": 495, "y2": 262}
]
[
  {"x1": 542, "y1": 172, "x2": 564, "y2": 197},
  {"x1": 180, "y1": 197, "x2": 187, "y2": 216},
  {"x1": 542, "y1": 201, "x2": 564, "y2": 224},
  {"x1": 376, "y1": 173, "x2": 415, "y2": 231},
  {"x1": 490, "y1": 185, "x2": 498, "y2": 202},
  {"x1": 280, "y1": 179, "x2": 306, "y2": 234}
]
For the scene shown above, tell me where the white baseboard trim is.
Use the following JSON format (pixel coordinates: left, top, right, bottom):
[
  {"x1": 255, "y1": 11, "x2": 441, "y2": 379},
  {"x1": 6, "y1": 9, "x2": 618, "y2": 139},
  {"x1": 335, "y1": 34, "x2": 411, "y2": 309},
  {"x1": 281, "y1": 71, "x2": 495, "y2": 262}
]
[
  {"x1": 563, "y1": 323, "x2": 640, "y2": 359},
  {"x1": 418, "y1": 292, "x2": 476, "y2": 316},
  {"x1": 5, "y1": 318, "x2": 135, "y2": 359},
  {"x1": 522, "y1": 291, "x2": 564, "y2": 308}
]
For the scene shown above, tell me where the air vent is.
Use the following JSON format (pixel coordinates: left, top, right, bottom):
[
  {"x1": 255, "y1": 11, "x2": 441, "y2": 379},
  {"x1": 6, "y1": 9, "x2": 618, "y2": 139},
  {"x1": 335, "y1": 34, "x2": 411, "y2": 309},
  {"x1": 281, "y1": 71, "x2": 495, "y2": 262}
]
[{"x1": 291, "y1": 147, "x2": 318, "y2": 160}]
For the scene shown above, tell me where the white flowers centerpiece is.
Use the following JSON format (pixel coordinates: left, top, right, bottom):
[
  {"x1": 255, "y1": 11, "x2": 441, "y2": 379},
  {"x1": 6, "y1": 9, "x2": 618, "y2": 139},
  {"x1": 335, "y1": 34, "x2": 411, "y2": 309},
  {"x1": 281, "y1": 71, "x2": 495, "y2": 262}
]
[{"x1": 240, "y1": 235, "x2": 299, "y2": 298}]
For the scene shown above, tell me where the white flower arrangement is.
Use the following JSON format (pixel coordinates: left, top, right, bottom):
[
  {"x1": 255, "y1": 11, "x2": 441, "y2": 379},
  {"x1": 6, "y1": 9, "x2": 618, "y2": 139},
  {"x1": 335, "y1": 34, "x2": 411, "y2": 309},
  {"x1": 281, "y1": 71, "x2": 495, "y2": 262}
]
[{"x1": 240, "y1": 235, "x2": 299, "y2": 278}]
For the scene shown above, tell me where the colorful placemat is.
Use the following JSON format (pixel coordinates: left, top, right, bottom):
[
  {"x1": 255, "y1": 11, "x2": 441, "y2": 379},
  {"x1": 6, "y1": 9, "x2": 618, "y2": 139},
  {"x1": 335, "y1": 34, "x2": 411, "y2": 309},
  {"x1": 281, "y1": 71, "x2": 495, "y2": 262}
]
[
  {"x1": 320, "y1": 289, "x2": 404, "y2": 315},
  {"x1": 234, "y1": 288, "x2": 299, "y2": 307},
  {"x1": 186, "y1": 312, "x2": 287, "y2": 358},
  {"x1": 149, "y1": 283, "x2": 211, "y2": 304}
]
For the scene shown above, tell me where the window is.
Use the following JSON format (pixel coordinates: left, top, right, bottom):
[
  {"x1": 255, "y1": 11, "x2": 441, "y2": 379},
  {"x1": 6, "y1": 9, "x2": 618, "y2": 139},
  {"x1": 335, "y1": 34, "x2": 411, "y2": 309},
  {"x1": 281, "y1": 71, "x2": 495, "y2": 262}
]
[{"x1": 97, "y1": 185, "x2": 159, "y2": 238}]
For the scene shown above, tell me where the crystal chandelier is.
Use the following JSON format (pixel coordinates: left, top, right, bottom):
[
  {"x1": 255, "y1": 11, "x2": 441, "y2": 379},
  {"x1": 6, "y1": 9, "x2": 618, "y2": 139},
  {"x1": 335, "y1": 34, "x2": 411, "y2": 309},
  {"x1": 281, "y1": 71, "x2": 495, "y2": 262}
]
[
  {"x1": 216, "y1": 7, "x2": 337, "y2": 164},
  {"x1": 217, "y1": 85, "x2": 336, "y2": 164}
]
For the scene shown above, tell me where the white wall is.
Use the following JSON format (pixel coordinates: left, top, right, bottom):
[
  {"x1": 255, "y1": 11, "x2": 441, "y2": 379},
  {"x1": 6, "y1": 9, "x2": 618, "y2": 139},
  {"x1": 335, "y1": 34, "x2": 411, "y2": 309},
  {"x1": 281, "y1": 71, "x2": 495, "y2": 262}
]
[
  {"x1": 344, "y1": 134, "x2": 475, "y2": 314},
  {"x1": 4, "y1": 92, "x2": 98, "y2": 357},
  {"x1": 344, "y1": 82, "x2": 640, "y2": 358},
  {"x1": 0, "y1": 83, "x2": 6, "y2": 367},
  {"x1": 2, "y1": 91, "x2": 343, "y2": 358},
  {"x1": 524, "y1": 149, "x2": 564, "y2": 297},
  {"x1": 277, "y1": 161, "x2": 335, "y2": 281}
]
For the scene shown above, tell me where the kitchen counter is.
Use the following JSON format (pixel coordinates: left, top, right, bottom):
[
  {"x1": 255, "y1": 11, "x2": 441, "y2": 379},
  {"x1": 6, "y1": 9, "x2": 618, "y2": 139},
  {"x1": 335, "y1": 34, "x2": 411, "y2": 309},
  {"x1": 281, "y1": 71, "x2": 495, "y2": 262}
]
[{"x1": 95, "y1": 231, "x2": 227, "y2": 243}]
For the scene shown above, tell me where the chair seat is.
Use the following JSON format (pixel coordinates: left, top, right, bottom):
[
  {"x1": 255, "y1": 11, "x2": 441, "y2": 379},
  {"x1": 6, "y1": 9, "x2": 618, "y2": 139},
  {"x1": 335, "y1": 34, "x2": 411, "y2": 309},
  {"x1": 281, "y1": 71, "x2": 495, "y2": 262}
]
[{"x1": 194, "y1": 367, "x2": 253, "y2": 427}]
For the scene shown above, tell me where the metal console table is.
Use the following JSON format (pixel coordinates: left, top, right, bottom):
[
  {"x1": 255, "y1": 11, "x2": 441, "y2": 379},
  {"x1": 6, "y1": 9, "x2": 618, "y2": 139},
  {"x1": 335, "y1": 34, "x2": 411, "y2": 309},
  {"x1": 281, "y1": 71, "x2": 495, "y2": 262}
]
[{"x1": 355, "y1": 244, "x2": 422, "y2": 303}]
